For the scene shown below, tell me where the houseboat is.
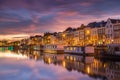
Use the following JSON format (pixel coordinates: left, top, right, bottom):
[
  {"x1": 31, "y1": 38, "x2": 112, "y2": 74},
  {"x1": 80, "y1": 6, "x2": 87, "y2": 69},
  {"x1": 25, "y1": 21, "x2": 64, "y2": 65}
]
[
  {"x1": 42, "y1": 44, "x2": 64, "y2": 54},
  {"x1": 64, "y1": 46, "x2": 95, "y2": 55}
]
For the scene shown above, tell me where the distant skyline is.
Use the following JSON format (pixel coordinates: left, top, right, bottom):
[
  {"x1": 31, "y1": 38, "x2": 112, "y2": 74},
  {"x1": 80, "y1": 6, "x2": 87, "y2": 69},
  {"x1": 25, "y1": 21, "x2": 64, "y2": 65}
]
[{"x1": 0, "y1": 0, "x2": 120, "y2": 39}]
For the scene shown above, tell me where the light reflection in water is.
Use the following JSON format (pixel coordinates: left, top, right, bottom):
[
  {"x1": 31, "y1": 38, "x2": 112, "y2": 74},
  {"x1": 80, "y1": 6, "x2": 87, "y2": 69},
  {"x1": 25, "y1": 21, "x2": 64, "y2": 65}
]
[
  {"x1": 0, "y1": 48, "x2": 120, "y2": 80},
  {"x1": 0, "y1": 51, "x2": 28, "y2": 59},
  {"x1": 62, "y1": 61, "x2": 66, "y2": 67},
  {"x1": 48, "y1": 58, "x2": 52, "y2": 64},
  {"x1": 87, "y1": 66, "x2": 90, "y2": 74}
]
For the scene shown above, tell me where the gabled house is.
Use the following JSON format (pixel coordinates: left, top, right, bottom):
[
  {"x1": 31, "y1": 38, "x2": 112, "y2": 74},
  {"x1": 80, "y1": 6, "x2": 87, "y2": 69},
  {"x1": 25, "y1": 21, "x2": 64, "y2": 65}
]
[{"x1": 105, "y1": 18, "x2": 120, "y2": 44}]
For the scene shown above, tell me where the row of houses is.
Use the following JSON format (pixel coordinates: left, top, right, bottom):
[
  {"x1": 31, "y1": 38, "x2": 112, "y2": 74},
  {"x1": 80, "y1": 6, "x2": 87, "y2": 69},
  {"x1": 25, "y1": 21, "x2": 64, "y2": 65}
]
[
  {"x1": 63, "y1": 18, "x2": 120, "y2": 46},
  {"x1": 11, "y1": 18, "x2": 120, "y2": 47},
  {"x1": 42, "y1": 18, "x2": 120, "y2": 46}
]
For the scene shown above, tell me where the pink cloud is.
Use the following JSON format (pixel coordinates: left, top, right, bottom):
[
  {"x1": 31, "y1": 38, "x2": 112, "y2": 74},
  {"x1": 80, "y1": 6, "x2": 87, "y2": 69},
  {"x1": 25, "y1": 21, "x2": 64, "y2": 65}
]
[
  {"x1": 80, "y1": 2, "x2": 93, "y2": 7},
  {"x1": 0, "y1": 18, "x2": 19, "y2": 22}
]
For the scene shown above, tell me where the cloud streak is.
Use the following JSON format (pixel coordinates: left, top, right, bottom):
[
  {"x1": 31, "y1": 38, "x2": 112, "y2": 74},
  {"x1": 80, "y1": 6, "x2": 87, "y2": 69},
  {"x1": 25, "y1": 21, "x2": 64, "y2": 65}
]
[{"x1": 0, "y1": 0, "x2": 120, "y2": 36}]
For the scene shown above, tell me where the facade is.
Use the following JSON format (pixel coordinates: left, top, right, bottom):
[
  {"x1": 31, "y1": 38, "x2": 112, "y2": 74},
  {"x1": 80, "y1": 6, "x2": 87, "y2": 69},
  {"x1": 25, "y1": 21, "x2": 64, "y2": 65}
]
[
  {"x1": 28, "y1": 35, "x2": 42, "y2": 45},
  {"x1": 113, "y1": 24, "x2": 120, "y2": 44},
  {"x1": 91, "y1": 28, "x2": 98, "y2": 45},
  {"x1": 65, "y1": 30, "x2": 75, "y2": 46},
  {"x1": 43, "y1": 34, "x2": 58, "y2": 45},
  {"x1": 97, "y1": 26, "x2": 106, "y2": 45},
  {"x1": 73, "y1": 30, "x2": 80, "y2": 46},
  {"x1": 78, "y1": 25, "x2": 85, "y2": 46},
  {"x1": 88, "y1": 21, "x2": 106, "y2": 46},
  {"x1": 0, "y1": 41, "x2": 8, "y2": 46},
  {"x1": 84, "y1": 27, "x2": 92, "y2": 45},
  {"x1": 105, "y1": 18, "x2": 120, "y2": 44}
]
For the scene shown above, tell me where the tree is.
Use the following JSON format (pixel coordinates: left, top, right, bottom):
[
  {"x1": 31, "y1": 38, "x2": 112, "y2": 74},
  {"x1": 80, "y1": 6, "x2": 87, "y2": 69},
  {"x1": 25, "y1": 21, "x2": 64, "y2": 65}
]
[{"x1": 64, "y1": 27, "x2": 73, "y2": 32}]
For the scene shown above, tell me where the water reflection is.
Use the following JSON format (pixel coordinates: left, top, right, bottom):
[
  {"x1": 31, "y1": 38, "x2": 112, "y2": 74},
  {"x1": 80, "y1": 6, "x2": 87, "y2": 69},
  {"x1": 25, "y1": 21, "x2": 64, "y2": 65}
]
[
  {"x1": 0, "y1": 48, "x2": 27, "y2": 59},
  {"x1": 0, "y1": 48, "x2": 120, "y2": 80}
]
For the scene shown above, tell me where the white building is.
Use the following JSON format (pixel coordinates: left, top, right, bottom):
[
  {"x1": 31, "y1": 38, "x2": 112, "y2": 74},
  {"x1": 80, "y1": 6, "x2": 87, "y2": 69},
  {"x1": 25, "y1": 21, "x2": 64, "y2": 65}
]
[
  {"x1": 73, "y1": 30, "x2": 80, "y2": 46},
  {"x1": 105, "y1": 18, "x2": 120, "y2": 44}
]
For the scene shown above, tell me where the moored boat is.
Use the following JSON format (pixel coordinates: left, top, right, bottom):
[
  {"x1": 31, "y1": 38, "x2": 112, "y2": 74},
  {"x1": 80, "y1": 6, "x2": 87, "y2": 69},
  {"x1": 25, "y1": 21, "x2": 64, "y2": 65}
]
[
  {"x1": 64, "y1": 46, "x2": 84, "y2": 54},
  {"x1": 64, "y1": 46, "x2": 95, "y2": 55},
  {"x1": 42, "y1": 44, "x2": 64, "y2": 54}
]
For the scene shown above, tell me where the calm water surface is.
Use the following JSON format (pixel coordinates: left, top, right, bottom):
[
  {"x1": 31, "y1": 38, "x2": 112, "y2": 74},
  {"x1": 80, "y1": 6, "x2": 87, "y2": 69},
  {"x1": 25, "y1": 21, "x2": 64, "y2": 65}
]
[{"x1": 0, "y1": 48, "x2": 120, "y2": 80}]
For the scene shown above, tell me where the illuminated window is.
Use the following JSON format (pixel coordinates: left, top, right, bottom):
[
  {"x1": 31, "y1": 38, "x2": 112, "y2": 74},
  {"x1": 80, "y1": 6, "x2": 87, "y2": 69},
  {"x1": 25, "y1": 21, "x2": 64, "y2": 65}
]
[
  {"x1": 70, "y1": 47, "x2": 73, "y2": 51},
  {"x1": 86, "y1": 30, "x2": 90, "y2": 34}
]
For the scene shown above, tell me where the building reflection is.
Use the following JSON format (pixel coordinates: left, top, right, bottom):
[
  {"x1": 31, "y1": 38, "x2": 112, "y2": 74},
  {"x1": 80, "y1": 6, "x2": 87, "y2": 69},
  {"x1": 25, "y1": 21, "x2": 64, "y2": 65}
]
[
  {"x1": 2, "y1": 48, "x2": 119, "y2": 80},
  {"x1": 17, "y1": 50, "x2": 43, "y2": 61},
  {"x1": 106, "y1": 62, "x2": 120, "y2": 80},
  {"x1": 42, "y1": 53, "x2": 120, "y2": 80},
  {"x1": 89, "y1": 58, "x2": 107, "y2": 79},
  {"x1": 43, "y1": 53, "x2": 64, "y2": 66}
]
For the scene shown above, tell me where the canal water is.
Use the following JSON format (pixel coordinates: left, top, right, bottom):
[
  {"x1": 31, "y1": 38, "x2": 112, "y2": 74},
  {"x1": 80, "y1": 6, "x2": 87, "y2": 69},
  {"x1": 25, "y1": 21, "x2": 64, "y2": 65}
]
[{"x1": 0, "y1": 48, "x2": 120, "y2": 80}]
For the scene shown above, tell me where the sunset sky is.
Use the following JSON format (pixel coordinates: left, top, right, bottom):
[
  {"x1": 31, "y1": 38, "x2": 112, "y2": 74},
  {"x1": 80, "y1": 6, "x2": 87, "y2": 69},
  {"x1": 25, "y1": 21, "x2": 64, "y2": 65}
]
[{"x1": 0, "y1": 0, "x2": 120, "y2": 39}]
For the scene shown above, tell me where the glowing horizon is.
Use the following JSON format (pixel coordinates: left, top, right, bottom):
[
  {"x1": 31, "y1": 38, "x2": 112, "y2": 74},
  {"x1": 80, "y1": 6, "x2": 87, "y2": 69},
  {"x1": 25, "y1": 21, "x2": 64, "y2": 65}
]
[{"x1": 0, "y1": 34, "x2": 30, "y2": 40}]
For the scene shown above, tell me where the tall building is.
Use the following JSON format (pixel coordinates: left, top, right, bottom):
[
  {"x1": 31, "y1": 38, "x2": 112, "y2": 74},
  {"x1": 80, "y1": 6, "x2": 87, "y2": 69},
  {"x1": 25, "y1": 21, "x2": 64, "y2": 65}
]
[
  {"x1": 105, "y1": 18, "x2": 120, "y2": 44},
  {"x1": 87, "y1": 21, "x2": 106, "y2": 45},
  {"x1": 73, "y1": 30, "x2": 80, "y2": 46},
  {"x1": 78, "y1": 25, "x2": 85, "y2": 46},
  {"x1": 97, "y1": 25, "x2": 106, "y2": 45},
  {"x1": 113, "y1": 23, "x2": 120, "y2": 44},
  {"x1": 84, "y1": 27, "x2": 91, "y2": 45},
  {"x1": 91, "y1": 28, "x2": 98, "y2": 45}
]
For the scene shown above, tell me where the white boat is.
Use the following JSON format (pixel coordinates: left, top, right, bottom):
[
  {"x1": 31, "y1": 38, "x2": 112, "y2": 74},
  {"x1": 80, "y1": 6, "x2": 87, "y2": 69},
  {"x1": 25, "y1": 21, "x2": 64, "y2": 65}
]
[
  {"x1": 64, "y1": 46, "x2": 95, "y2": 55},
  {"x1": 64, "y1": 46, "x2": 84, "y2": 54},
  {"x1": 43, "y1": 44, "x2": 64, "y2": 54}
]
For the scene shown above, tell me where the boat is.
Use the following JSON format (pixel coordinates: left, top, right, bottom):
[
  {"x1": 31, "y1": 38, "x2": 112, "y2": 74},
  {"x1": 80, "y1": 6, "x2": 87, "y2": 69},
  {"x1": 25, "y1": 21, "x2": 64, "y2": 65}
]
[
  {"x1": 42, "y1": 44, "x2": 64, "y2": 54},
  {"x1": 64, "y1": 46, "x2": 95, "y2": 55},
  {"x1": 64, "y1": 46, "x2": 84, "y2": 54}
]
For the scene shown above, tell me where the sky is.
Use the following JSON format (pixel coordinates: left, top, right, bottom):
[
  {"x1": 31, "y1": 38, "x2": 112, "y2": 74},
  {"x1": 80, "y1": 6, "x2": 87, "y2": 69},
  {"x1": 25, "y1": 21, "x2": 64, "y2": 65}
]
[{"x1": 0, "y1": 0, "x2": 120, "y2": 39}]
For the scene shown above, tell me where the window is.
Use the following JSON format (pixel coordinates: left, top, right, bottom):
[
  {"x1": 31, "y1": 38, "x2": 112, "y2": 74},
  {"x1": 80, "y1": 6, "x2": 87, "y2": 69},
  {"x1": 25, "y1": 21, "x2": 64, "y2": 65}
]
[
  {"x1": 108, "y1": 30, "x2": 110, "y2": 33},
  {"x1": 110, "y1": 25, "x2": 112, "y2": 28}
]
